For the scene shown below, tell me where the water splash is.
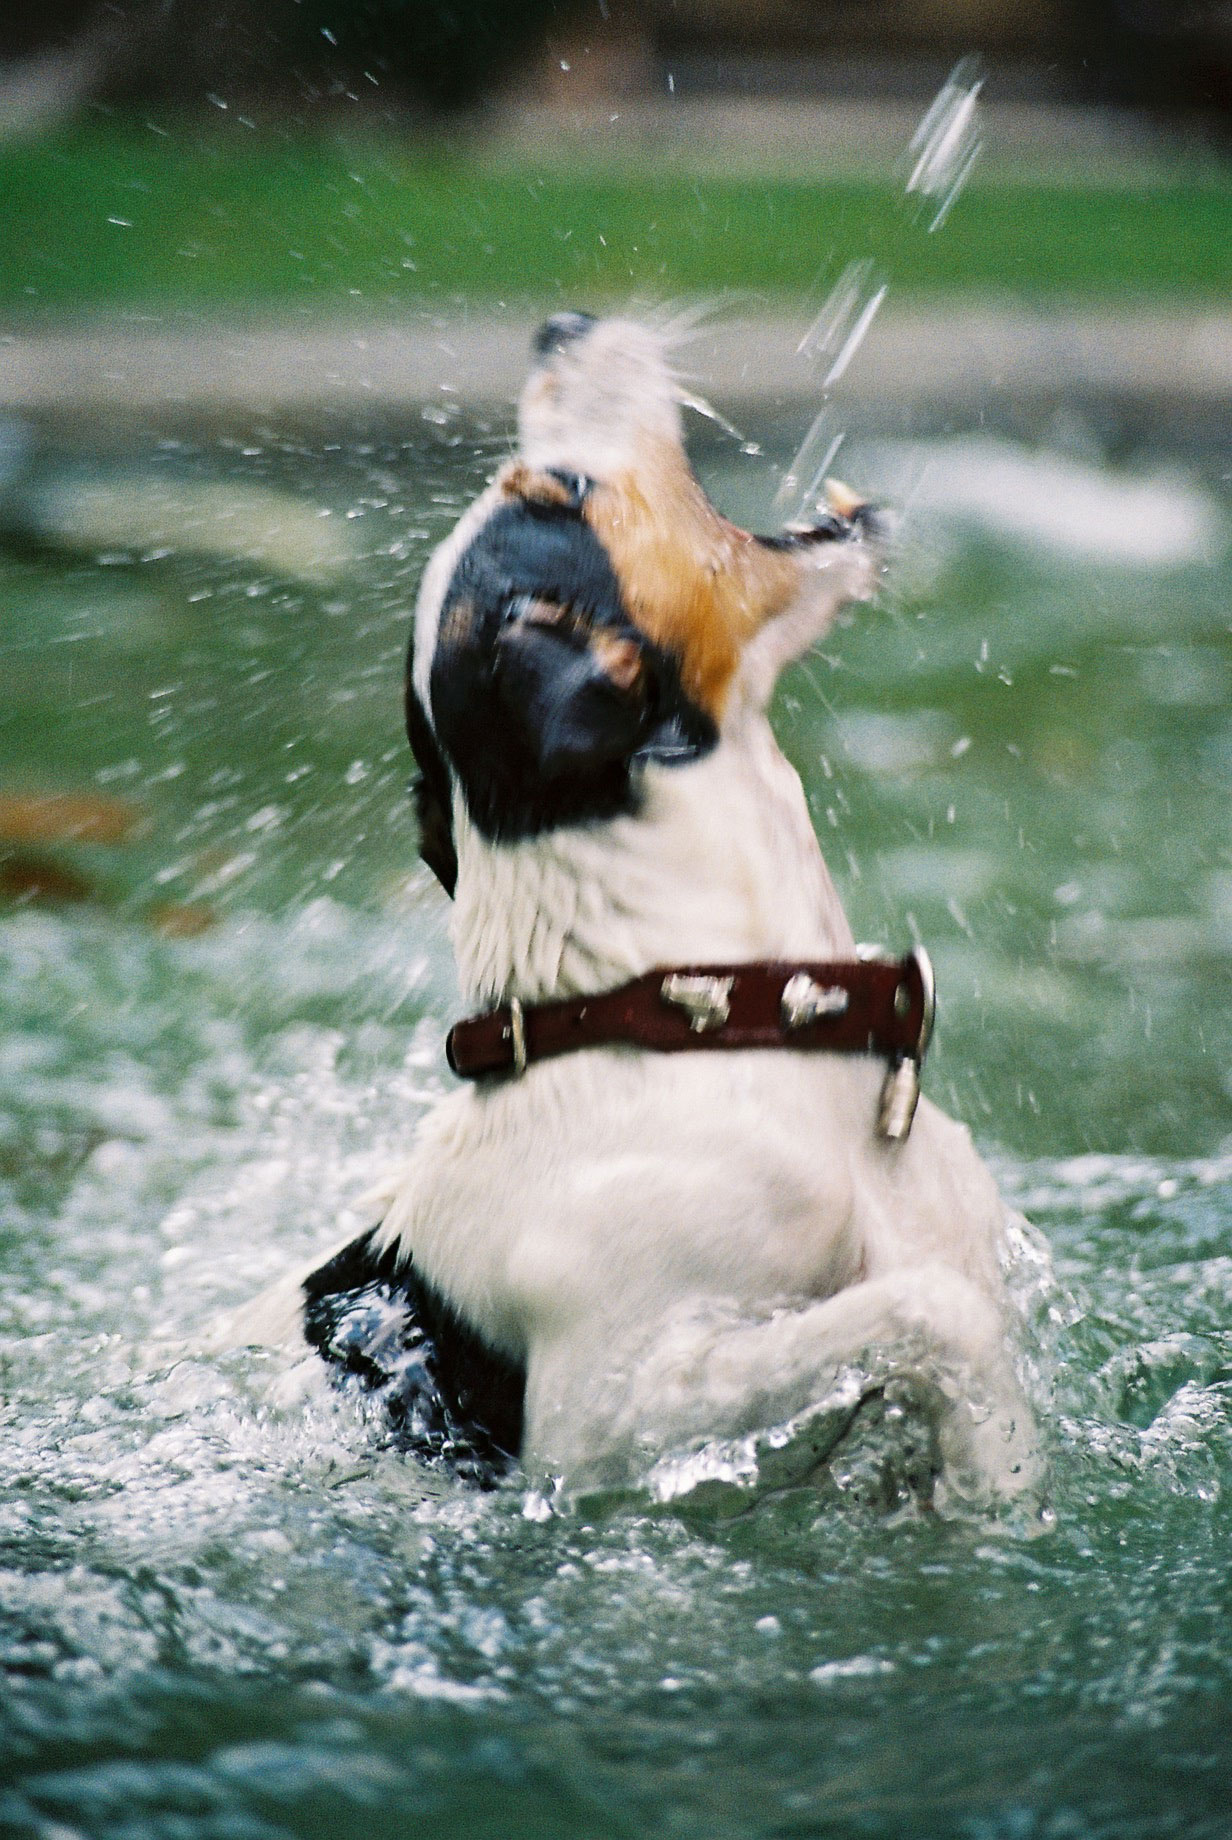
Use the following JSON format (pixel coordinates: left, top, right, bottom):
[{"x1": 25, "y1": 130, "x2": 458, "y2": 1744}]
[
  {"x1": 775, "y1": 58, "x2": 985, "y2": 522},
  {"x1": 774, "y1": 258, "x2": 887, "y2": 516},
  {"x1": 678, "y1": 387, "x2": 762, "y2": 456},
  {"x1": 772, "y1": 409, "x2": 841, "y2": 521},
  {"x1": 904, "y1": 55, "x2": 985, "y2": 233},
  {"x1": 795, "y1": 257, "x2": 890, "y2": 388}
]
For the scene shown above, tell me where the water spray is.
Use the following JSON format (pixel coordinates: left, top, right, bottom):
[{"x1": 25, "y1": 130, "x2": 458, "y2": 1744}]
[{"x1": 775, "y1": 57, "x2": 986, "y2": 523}]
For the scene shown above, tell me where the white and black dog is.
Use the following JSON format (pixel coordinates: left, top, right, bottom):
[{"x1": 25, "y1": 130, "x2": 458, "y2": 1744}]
[{"x1": 230, "y1": 313, "x2": 1040, "y2": 1508}]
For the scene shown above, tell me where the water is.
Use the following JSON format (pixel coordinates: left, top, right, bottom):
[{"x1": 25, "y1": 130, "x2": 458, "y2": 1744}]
[
  {"x1": 904, "y1": 57, "x2": 985, "y2": 233},
  {"x1": 777, "y1": 59, "x2": 984, "y2": 525},
  {"x1": 1, "y1": 406, "x2": 1230, "y2": 1837}
]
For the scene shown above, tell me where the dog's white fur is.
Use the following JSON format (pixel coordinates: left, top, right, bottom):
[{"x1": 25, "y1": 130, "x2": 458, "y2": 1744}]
[{"x1": 234, "y1": 318, "x2": 1041, "y2": 1507}]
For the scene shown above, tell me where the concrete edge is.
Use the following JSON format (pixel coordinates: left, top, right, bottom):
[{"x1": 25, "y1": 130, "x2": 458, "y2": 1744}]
[{"x1": 1, "y1": 305, "x2": 1229, "y2": 417}]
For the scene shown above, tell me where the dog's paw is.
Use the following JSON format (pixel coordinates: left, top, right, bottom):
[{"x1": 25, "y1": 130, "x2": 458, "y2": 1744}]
[
  {"x1": 775, "y1": 479, "x2": 887, "y2": 603},
  {"x1": 781, "y1": 478, "x2": 876, "y2": 534}
]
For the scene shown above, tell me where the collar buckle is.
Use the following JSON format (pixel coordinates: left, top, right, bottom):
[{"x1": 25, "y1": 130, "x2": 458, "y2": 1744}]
[{"x1": 875, "y1": 946, "x2": 934, "y2": 1141}]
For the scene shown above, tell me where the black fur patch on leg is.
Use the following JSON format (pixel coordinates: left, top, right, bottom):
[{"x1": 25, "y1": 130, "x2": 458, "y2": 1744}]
[{"x1": 302, "y1": 1228, "x2": 525, "y2": 1487}]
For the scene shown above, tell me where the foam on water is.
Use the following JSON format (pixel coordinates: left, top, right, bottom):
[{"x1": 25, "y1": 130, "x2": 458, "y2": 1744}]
[{"x1": 3, "y1": 902, "x2": 1227, "y2": 1642}]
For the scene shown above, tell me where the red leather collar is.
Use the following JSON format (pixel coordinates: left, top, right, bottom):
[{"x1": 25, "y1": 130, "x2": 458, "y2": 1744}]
[{"x1": 446, "y1": 948, "x2": 935, "y2": 1140}]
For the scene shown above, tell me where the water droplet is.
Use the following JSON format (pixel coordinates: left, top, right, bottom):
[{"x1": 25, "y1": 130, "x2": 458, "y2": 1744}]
[
  {"x1": 678, "y1": 389, "x2": 747, "y2": 448},
  {"x1": 796, "y1": 257, "x2": 888, "y2": 389},
  {"x1": 904, "y1": 56, "x2": 984, "y2": 232},
  {"x1": 775, "y1": 260, "x2": 886, "y2": 520},
  {"x1": 774, "y1": 407, "x2": 845, "y2": 521}
]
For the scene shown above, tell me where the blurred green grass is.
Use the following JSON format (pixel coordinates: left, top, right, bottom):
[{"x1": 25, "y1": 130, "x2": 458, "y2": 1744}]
[{"x1": 2, "y1": 125, "x2": 1230, "y2": 314}]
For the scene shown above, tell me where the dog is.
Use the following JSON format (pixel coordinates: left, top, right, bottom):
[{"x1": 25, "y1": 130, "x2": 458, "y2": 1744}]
[{"x1": 228, "y1": 312, "x2": 1041, "y2": 1509}]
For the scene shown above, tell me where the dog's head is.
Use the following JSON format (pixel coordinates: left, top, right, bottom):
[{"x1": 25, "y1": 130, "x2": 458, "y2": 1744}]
[{"x1": 407, "y1": 314, "x2": 879, "y2": 896}]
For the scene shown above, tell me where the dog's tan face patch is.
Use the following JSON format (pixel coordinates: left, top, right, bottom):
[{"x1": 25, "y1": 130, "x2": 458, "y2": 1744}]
[
  {"x1": 589, "y1": 630, "x2": 645, "y2": 694},
  {"x1": 500, "y1": 463, "x2": 578, "y2": 513},
  {"x1": 512, "y1": 594, "x2": 584, "y2": 636},
  {"x1": 495, "y1": 445, "x2": 807, "y2": 723},
  {"x1": 580, "y1": 439, "x2": 803, "y2": 721}
]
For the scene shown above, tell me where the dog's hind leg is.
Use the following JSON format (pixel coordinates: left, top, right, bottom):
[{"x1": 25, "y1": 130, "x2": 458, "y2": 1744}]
[
  {"x1": 213, "y1": 1221, "x2": 526, "y2": 1487},
  {"x1": 299, "y1": 1227, "x2": 526, "y2": 1485}
]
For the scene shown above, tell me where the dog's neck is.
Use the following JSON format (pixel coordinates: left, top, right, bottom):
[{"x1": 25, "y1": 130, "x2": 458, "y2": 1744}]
[{"x1": 449, "y1": 708, "x2": 855, "y2": 1006}]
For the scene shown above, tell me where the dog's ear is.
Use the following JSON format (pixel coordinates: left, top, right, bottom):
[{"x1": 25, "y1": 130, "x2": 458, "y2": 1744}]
[
  {"x1": 492, "y1": 596, "x2": 655, "y2": 782},
  {"x1": 430, "y1": 585, "x2": 715, "y2": 842},
  {"x1": 404, "y1": 660, "x2": 458, "y2": 898}
]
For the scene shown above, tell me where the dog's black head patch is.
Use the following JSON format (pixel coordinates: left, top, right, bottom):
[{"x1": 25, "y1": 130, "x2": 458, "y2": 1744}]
[{"x1": 406, "y1": 486, "x2": 716, "y2": 869}]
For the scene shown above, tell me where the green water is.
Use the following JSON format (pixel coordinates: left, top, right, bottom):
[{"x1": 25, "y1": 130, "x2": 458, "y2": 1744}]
[{"x1": 1, "y1": 410, "x2": 1230, "y2": 1838}]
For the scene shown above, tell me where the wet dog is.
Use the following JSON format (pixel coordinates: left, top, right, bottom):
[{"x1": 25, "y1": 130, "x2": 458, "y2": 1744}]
[{"x1": 229, "y1": 313, "x2": 1040, "y2": 1508}]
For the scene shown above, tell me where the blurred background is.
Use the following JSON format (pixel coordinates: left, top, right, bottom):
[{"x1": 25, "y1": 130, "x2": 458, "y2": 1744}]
[
  {"x1": 1, "y1": 0, "x2": 1229, "y2": 1087},
  {"x1": 0, "y1": 0, "x2": 1229, "y2": 329},
  {"x1": 2, "y1": 13, "x2": 1232, "y2": 1840},
  {"x1": 4, "y1": 0, "x2": 1232, "y2": 121}
]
